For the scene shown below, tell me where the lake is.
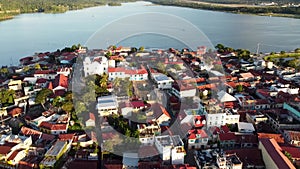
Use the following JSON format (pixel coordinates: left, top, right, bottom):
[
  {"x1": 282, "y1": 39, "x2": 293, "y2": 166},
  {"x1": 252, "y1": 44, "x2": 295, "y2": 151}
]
[{"x1": 0, "y1": 1, "x2": 300, "y2": 66}]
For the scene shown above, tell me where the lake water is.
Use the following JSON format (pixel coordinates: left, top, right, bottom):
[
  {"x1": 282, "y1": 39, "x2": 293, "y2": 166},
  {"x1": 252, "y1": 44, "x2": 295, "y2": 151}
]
[{"x1": 0, "y1": 1, "x2": 300, "y2": 66}]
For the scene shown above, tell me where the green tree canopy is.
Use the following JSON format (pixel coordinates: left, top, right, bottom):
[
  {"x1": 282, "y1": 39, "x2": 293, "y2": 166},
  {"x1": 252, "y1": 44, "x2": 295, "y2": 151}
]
[
  {"x1": 35, "y1": 88, "x2": 53, "y2": 109},
  {"x1": 0, "y1": 89, "x2": 15, "y2": 106}
]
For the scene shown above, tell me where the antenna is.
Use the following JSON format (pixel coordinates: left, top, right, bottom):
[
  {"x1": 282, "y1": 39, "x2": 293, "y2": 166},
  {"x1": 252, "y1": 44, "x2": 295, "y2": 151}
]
[{"x1": 256, "y1": 43, "x2": 260, "y2": 56}]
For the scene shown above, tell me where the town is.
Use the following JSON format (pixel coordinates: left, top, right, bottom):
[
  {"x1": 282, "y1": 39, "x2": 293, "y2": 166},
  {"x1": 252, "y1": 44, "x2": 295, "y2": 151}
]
[{"x1": 0, "y1": 44, "x2": 300, "y2": 169}]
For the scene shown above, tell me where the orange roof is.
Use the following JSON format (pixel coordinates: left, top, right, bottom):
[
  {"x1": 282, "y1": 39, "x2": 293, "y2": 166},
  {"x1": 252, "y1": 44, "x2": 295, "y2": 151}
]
[
  {"x1": 188, "y1": 129, "x2": 208, "y2": 139},
  {"x1": 20, "y1": 126, "x2": 41, "y2": 136},
  {"x1": 58, "y1": 133, "x2": 75, "y2": 141},
  {"x1": 48, "y1": 81, "x2": 53, "y2": 90},
  {"x1": 39, "y1": 121, "x2": 67, "y2": 131},
  {"x1": 108, "y1": 67, "x2": 126, "y2": 72},
  {"x1": 9, "y1": 107, "x2": 22, "y2": 116},
  {"x1": 53, "y1": 74, "x2": 68, "y2": 88},
  {"x1": 151, "y1": 103, "x2": 171, "y2": 119}
]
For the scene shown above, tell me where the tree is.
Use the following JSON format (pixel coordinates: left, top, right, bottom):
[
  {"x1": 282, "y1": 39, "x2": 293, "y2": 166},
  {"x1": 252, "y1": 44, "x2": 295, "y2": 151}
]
[
  {"x1": 157, "y1": 62, "x2": 166, "y2": 74},
  {"x1": 62, "y1": 101, "x2": 74, "y2": 113},
  {"x1": 0, "y1": 89, "x2": 15, "y2": 106},
  {"x1": 0, "y1": 67, "x2": 9, "y2": 76},
  {"x1": 280, "y1": 50, "x2": 286, "y2": 55},
  {"x1": 23, "y1": 66, "x2": 30, "y2": 73},
  {"x1": 105, "y1": 51, "x2": 112, "y2": 58},
  {"x1": 215, "y1": 43, "x2": 224, "y2": 51},
  {"x1": 35, "y1": 63, "x2": 41, "y2": 70},
  {"x1": 174, "y1": 64, "x2": 181, "y2": 71},
  {"x1": 35, "y1": 88, "x2": 53, "y2": 109},
  {"x1": 52, "y1": 96, "x2": 63, "y2": 107},
  {"x1": 139, "y1": 46, "x2": 145, "y2": 52},
  {"x1": 295, "y1": 48, "x2": 300, "y2": 53},
  {"x1": 131, "y1": 47, "x2": 137, "y2": 53},
  {"x1": 236, "y1": 84, "x2": 243, "y2": 93},
  {"x1": 284, "y1": 151, "x2": 293, "y2": 162},
  {"x1": 236, "y1": 49, "x2": 250, "y2": 60}
]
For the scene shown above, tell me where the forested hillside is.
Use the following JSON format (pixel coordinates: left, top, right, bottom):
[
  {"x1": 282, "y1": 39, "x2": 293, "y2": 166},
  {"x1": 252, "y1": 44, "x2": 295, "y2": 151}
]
[{"x1": 0, "y1": 0, "x2": 135, "y2": 20}]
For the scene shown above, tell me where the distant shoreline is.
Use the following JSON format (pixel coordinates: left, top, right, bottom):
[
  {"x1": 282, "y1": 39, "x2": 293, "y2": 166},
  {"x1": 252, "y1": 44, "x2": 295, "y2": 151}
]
[
  {"x1": 1, "y1": 0, "x2": 300, "y2": 22},
  {"x1": 147, "y1": 0, "x2": 300, "y2": 19}
]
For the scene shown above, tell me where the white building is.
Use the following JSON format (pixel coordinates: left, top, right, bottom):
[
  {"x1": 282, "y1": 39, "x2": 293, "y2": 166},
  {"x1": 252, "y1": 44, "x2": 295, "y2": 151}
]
[
  {"x1": 151, "y1": 73, "x2": 174, "y2": 90},
  {"x1": 154, "y1": 135, "x2": 185, "y2": 165},
  {"x1": 96, "y1": 95, "x2": 118, "y2": 116},
  {"x1": 108, "y1": 66, "x2": 148, "y2": 81},
  {"x1": 138, "y1": 122, "x2": 160, "y2": 146},
  {"x1": 108, "y1": 67, "x2": 126, "y2": 81},
  {"x1": 187, "y1": 129, "x2": 209, "y2": 149},
  {"x1": 83, "y1": 56, "x2": 108, "y2": 77},
  {"x1": 237, "y1": 122, "x2": 255, "y2": 133},
  {"x1": 206, "y1": 113, "x2": 226, "y2": 128}
]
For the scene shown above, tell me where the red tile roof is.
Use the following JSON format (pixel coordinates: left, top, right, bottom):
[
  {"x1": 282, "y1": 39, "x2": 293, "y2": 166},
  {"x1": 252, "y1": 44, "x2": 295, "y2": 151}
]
[
  {"x1": 108, "y1": 67, "x2": 126, "y2": 72},
  {"x1": 39, "y1": 121, "x2": 67, "y2": 131},
  {"x1": 20, "y1": 126, "x2": 41, "y2": 137},
  {"x1": 188, "y1": 129, "x2": 208, "y2": 139},
  {"x1": 35, "y1": 70, "x2": 55, "y2": 75},
  {"x1": 0, "y1": 143, "x2": 17, "y2": 155},
  {"x1": 151, "y1": 103, "x2": 171, "y2": 119},
  {"x1": 281, "y1": 146, "x2": 300, "y2": 159},
  {"x1": 9, "y1": 107, "x2": 23, "y2": 116},
  {"x1": 130, "y1": 101, "x2": 145, "y2": 108},
  {"x1": 58, "y1": 133, "x2": 75, "y2": 141},
  {"x1": 259, "y1": 138, "x2": 296, "y2": 169},
  {"x1": 53, "y1": 74, "x2": 68, "y2": 88},
  {"x1": 221, "y1": 125, "x2": 230, "y2": 133},
  {"x1": 48, "y1": 81, "x2": 53, "y2": 90},
  {"x1": 258, "y1": 133, "x2": 285, "y2": 144},
  {"x1": 219, "y1": 133, "x2": 236, "y2": 141},
  {"x1": 194, "y1": 115, "x2": 206, "y2": 128}
]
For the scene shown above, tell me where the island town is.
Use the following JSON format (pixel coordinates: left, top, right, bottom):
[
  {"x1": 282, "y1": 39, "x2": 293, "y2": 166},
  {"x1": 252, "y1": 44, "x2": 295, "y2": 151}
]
[{"x1": 0, "y1": 44, "x2": 299, "y2": 169}]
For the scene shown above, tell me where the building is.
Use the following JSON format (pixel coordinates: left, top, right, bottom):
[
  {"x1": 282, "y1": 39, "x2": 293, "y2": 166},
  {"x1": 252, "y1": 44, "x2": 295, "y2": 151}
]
[
  {"x1": 151, "y1": 73, "x2": 174, "y2": 90},
  {"x1": 85, "y1": 113, "x2": 96, "y2": 127},
  {"x1": 83, "y1": 56, "x2": 108, "y2": 77},
  {"x1": 217, "y1": 153, "x2": 243, "y2": 169},
  {"x1": 283, "y1": 130, "x2": 300, "y2": 147},
  {"x1": 40, "y1": 140, "x2": 71, "y2": 168},
  {"x1": 187, "y1": 129, "x2": 208, "y2": 149},
  {"x1": 39, "y1": 122, "x2": 68, "y2": 135},
  {"x1": 171, "y1": 81, "x2": 197, "y2": 98},
  {"x1": 96, "y1": 95, "x2": 118, "y2": 116},
  {"x1": 34, "y1": 70, "x2": 57, "y2": 80},
  {"x1": 122, "y1": 152, "x2": 139, "y2": 169},
  {"x1": 205, "y1": 112, "x2": 226, "y2": 128},
  {"x1": 138, "y1": 122, "x2": 161, "y2": 146},
  {"x1": 108, "y1": 66, "x2": 148, "y2": 81},
  {"x1": 266, "y1": 109, "x2": 300, "y2": 133},
  {"x1": 237, "y1": 122, "x2": 255, "y2": 133},
  {"x1": 154, "y1": 135, "x2": 185, "y2": 165},
  {"x1": 147, "y1": 103, "x2": 171, "y2": 126},
  {"x1": 226, "y1": 148, "x2": 265, "y2": 169},
  {"x1": 259, "y1": 138, "x2": 296, "y2": 169}
]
